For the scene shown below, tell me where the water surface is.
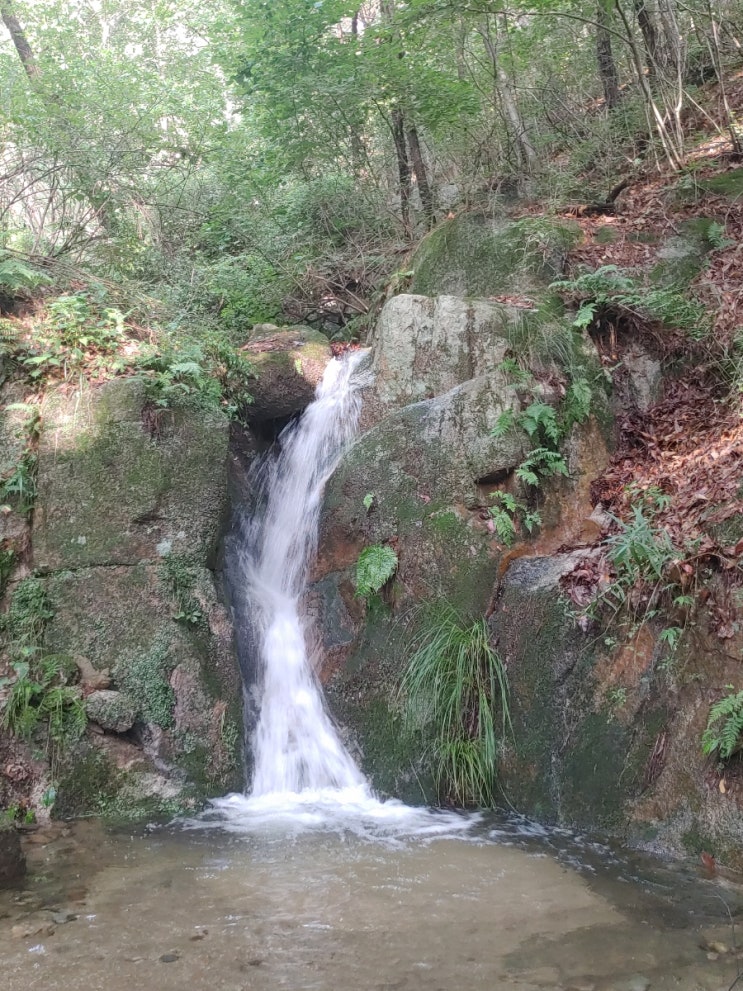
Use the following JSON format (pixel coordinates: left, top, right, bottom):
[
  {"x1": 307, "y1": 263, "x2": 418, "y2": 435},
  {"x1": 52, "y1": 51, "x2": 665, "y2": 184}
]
[{"x1": 3, "y1": 812, "x2": 741, "y2": 991}]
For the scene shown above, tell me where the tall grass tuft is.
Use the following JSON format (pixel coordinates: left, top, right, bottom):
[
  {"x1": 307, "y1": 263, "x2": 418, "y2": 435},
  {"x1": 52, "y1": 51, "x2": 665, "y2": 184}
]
[{"x1": 400, "y1": 603, "x2": 511, "y2": 808}]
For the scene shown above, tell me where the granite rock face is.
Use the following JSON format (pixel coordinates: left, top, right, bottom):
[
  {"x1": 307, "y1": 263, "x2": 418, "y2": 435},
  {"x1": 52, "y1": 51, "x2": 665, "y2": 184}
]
[{"x1": 2, "y1": 377, "x2": 242, "y2": 820}]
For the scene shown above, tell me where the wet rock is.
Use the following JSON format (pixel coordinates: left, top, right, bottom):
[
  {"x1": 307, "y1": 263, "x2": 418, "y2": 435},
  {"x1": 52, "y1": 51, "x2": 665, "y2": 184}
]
[
  {"x1": 85, "y1": 690, "x2": 136, "y2": 733},
  {"x1": 0, "y1": 826, "x2": 26, "y2": 888},
  {"x1": 242, "y1": 326, "x2": 332, "y2": 421}
]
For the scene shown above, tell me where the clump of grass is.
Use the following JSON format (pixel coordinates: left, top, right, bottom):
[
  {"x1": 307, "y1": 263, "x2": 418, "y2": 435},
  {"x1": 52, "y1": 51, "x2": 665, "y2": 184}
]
[{"x1": 400, "y1": 603, "x2": 510, "y2": 807}]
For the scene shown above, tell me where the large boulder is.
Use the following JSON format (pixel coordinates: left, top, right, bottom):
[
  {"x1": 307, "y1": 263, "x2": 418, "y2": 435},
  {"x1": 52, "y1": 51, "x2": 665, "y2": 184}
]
[
  {"x1": 242, "y1": 325, "x2": 332, "y2": 421},
  {"x1": 2, "y1": 375, "x2": 243, "y2": 820},
  {"x1": 33, "y1": 378, "x2": 228, "y2": 571},
  {"x1": 308, "y1": 290, "x2": 607, "y2": 799},
  {"x1": 410, "y1": 214, "x2": 579, "y2": 299}
]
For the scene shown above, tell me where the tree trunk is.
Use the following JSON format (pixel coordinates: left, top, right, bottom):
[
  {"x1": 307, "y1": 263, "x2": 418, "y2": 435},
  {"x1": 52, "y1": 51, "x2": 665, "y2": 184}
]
[
  {"x1": 597, "y1": 0, "x2": 621, "y2": 110},
  {"x1": 406, "y1": 124, "x2": 434, "y2": 228},
  {"x1": 0, "y1": 1, "x2": 38, "y2": 79},
  {"x1": 391, "y1": 108, "x2": 412, "y2": 238},
  {"x1": 478, "y1": 17, "x2": 536, "y2": 173},
  {"x1": 632, "y1": 0, "x2": 660, "y2": 80}
]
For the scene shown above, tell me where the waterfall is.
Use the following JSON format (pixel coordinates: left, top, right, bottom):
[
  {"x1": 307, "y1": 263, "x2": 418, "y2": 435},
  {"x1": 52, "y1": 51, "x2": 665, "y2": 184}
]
[
  {"x1": 236, "y1": 351, "x2": 368, "y2": 799},
  {"x1": 207, "y1": 350, "x2": 473, "y2": 837}
]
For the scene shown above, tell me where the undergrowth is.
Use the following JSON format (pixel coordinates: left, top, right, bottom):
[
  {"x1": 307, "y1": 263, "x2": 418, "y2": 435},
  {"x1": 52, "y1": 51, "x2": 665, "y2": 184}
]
[{"x1": 400, "y1": 603, "x2": 510, "y2": 807}]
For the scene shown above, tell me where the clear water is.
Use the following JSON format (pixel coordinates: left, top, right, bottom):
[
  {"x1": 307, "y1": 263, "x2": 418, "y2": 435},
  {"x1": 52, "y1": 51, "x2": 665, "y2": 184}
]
[{"x1": 2, "y1": 815, "x2": 742, "y2": 991}]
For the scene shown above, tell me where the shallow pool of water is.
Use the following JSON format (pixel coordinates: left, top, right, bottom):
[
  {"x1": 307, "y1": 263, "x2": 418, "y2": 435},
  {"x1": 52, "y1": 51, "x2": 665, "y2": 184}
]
[{"x1": 2, "y1": 809, "x2": 742, "y2": 991}]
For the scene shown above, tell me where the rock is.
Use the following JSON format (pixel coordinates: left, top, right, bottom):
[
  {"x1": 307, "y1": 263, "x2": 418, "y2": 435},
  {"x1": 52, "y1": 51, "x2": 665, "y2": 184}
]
[
  {"x1": 622, "y1": 344, "x2": 662, "y2": 412},
  {"x1": 613, "y1": 977, "x2": 651, "y2": 991},
  {"x1": 410, "y1": 213, "x2": 579, "y2": 298},
  {"x1": 159, "y1": 952, "x2": 180, "y2": 963},
  {"x1": 85, "y1": 690, "x2": 137, "y2": 733},
  {"x1": 74, "y1": 655, "x2": 111, "y2": 691},
  {"x1": 50, "y1": 910, "x2": 77, "y2": 925},
  {"x1": 32, "y1": 377, "x2": 229, "y2": 571},
  {"x1": 0, "y1": 826, "x2": 26, "y2": 888},
  {"x1": 370, "y1": 294, "x2": 514, "y2": 409},
  {"x1": 242, "y1": 326, "x2": 332, "y2": 421}
]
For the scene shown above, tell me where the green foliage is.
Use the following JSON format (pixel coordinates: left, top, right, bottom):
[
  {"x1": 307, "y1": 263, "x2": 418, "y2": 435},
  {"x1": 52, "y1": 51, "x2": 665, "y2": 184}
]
[
  {"x1": 114, "y1": 633, "x2": 175, "y2": 729},
  {"x1": 488, "y1": 492, "x2": 542, "y2": 547},
  {"x1": 400, "y1": 603, "x2": 510, "y2": 807},
  {"x1": 552, "y1": 266, "x2": 710, "y2": 335},
  {"x1": 135, "y1": 331, "x2": 254, "y2": 418},
  {"x1": 0, "y1": 252, "x2": 50, "y2": 296},
  {"x1": 0, "y1": 577, "x2": 54, "y2": 656},
  {"x1": 159, "y1": 554, "x2": 204, "y2": 626},
  {"x1": 1, "y1": 656, "x2": 86, "y2": 747},
  {"x1": 0, "y1": 450, "x2": 37, "y2": 515},
  {"x1": 355, "y1": 544, "x2": 398, "y2": 599},
  {"x1": 515, "y1": 447, "x2": 568, "y2": 488},
  {"x1": 702, "y1": 689, "x2": 743, "y2": 762}
]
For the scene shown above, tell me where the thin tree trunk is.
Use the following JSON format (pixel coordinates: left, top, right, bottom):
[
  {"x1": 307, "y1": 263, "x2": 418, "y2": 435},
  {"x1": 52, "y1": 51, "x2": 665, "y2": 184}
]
[
  {"x1": 391, "y1": 108, "x2": 412, "y2": 238},
  {"x1": 632, "y1": 0, "x2": 660, "y2": 80},
  {"x1": 406, "y1": 124, "x2": 434, "y2": 228},
  {"x1": 478, "y1": 17, "x2": 536, "y2": 173},
  {"x1": 597, "y1": 0, "x2": 621, "y2": 110},
  {"x1": 0, "y1": 1, "x2": 38, "y2": 79},
  {"x1": 614, "y1": 0, "x2": 684, "y2": 168},
  {"x1": 0, "y1": 0, "x2": 113, "y2": 235}
]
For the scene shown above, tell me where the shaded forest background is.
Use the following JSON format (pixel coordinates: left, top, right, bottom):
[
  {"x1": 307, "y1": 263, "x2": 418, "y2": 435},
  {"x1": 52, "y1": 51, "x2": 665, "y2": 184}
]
[{"x1": 0, "y1": 0, "x2": 740, "y2": 338}]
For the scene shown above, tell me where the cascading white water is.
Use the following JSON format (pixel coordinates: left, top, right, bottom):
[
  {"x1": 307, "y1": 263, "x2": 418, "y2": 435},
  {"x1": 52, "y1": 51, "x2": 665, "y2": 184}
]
[
  {"x1": 240, "y1": 352, "x2": 368, "y2": 798},
  {"x1": 208, "y1": 350, "x2": 473, "y2": 837}
]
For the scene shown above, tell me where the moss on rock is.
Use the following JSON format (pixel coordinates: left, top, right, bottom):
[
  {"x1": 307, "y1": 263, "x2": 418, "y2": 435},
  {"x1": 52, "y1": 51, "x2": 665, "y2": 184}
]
[
  {"x1": 33, "y1": 377, "x2": 229, "y2": 571},
  {"x1": 411, "y1": 215, "x2": 579, "y2": 299}
]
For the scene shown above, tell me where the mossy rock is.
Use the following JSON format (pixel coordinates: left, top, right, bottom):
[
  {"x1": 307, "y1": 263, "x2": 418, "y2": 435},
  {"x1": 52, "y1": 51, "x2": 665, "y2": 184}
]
[
  {"x1": 243, "y1": 326, "x2": 332, "y2": 420},
  {"x1": 41, "y1": 563, "x2": 243, "y2": 808},
  {"x1": 33, "y1": 377, "x2": 229, "y2": 571},
  {"x1": 411, "y1": 214, "x2": 579, "y2": 299},
  {"x1": 493, "y1": 554, "x2": 667, "y2": 830}
]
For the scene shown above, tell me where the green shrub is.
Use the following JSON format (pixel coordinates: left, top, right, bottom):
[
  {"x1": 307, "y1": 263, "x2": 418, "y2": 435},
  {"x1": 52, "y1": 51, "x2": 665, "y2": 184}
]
[
  {"x1": 400, "y1": 604, "x2": 510, "y2": 807},
  {"x1": 1, "y1": 655, "x2": 86, "y2": 747}
]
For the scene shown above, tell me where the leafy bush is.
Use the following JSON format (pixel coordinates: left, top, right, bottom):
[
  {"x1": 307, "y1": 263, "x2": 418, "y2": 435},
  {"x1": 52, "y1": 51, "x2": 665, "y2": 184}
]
[
  {"x1": 702, "y1": 689, "x2": 743, "y2": 762},
  {"x1": 354, "y1": 544, "x2": 398, "y2": 599},
  {"x1": 400, "y1": 603, "x2": 510, "y2": 807},
  {"x1": 0, "y1": 251, "x2": 50, "y2": 297},
  {"x1": 552, "y1": 265, "x2": 709, "y2": 335},
  {"x1": 1, "y1": 656, "x2": 86, "y2": 746}
]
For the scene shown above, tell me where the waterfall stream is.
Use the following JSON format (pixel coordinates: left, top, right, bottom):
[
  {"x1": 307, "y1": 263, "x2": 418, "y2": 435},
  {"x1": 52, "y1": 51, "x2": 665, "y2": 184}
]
[
  {"x1": 239, "y1": 352, "x2": 367, "y2": 798},
  {"x1": 214, "y1": 352, "x2": 469, "y2": 836}
]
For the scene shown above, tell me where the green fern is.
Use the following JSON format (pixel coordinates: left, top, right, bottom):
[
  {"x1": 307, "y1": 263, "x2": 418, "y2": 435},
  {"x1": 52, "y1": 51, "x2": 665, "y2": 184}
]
[
  {"x1": 702, "y1": 689, "x2": 743, "y2": 760},
  {"x1": 515, "y1": 447, "x2": 568, "y2": 487},
  {"x1": 355, "y1": 544, "x2": 398, "y2": 599}
]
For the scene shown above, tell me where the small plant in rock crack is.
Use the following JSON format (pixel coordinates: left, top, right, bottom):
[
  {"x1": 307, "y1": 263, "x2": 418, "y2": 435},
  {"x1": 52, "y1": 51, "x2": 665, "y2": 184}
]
[
  {"x1": 400, "y1": 602, "x2": 511, "y2": 807},
  {"x1": 702, "y1": 687, "x2": 743, "y2": 763},
  {"x1": 354, "y1": 544, "x2": 398, "y2": 599},
  {"x1": 488, "y1": 492, "x2": 542, "y2": 547}
]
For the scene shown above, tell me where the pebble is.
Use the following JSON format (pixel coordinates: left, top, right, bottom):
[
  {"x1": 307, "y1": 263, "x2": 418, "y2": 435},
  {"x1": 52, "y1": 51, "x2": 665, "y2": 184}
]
[
  {"x1": 613, "y1": 977, "x2": 651, "y2": 991},
  {"x1": 159, "y1": 952, "x2": 180, "y2": 963},
  {"x1": 50, "y1": 910, "x2": 77, "y2": 925}
]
